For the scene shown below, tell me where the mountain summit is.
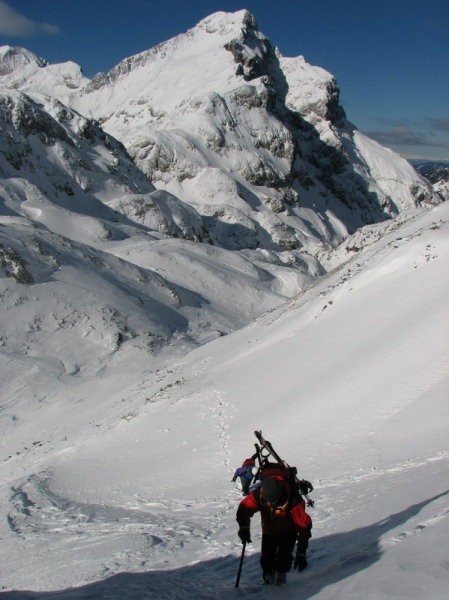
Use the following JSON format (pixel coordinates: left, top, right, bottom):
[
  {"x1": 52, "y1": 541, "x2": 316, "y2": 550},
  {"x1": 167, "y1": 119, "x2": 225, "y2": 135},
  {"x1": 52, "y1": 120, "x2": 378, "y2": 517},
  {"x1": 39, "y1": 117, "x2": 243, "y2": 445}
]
[{"x1": 72, "y1": 10, "x2": 438, "y2": 252}]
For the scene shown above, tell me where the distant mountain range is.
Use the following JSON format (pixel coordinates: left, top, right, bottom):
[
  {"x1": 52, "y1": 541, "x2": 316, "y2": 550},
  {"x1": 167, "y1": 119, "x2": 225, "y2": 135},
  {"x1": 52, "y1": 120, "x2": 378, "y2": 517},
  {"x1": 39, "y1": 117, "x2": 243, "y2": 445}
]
[{"x1": 410, "y1": 160, "x2": 449, "y2": 201}]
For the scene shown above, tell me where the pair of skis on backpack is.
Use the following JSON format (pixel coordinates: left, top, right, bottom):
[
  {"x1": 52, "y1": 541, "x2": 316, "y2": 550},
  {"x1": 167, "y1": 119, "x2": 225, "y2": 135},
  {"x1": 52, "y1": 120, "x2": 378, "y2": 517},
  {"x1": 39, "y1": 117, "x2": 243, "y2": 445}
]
[{"x1": 232, "y1": 430, "x2": 314, "y2": 508}]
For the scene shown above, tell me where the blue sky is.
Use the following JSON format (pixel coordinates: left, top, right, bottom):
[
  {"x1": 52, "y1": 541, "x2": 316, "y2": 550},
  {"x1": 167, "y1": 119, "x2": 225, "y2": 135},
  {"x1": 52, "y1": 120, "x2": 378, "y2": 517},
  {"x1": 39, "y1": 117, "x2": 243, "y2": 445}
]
[{"x1": 0, "y1": 0, "x2": 448, "y2": 162}]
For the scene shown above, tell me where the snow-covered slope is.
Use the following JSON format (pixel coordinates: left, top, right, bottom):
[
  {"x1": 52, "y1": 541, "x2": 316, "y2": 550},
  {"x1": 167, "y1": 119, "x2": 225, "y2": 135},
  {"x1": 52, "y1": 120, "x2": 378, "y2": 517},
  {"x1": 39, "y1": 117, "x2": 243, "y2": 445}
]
[
  {"x1": 0, "y1": 9, "x2": 448, "y2": 598},
  {"x1": 0, "y1": 196, "x2": 448, "y2": 599},
  {"x1": 0, "y1": 65, "x2": 315, "y2": 381}
]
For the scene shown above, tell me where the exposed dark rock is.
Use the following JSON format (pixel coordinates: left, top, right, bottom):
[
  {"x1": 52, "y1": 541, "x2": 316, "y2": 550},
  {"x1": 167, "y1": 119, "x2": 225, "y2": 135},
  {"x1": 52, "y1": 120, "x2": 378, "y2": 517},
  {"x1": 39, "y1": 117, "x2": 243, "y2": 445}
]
[
  {"x1": 0, "y1": 245, "x2": 34, "y2": 284},
  {"x1": 14, "y1": 95, "x2": 74, "y2": 147}
]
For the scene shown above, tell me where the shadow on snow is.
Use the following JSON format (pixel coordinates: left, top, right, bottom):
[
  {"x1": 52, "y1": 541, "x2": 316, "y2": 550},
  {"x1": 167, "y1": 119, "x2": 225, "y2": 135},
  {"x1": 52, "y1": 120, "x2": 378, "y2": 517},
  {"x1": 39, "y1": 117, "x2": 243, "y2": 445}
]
[{"x1": 1, "y1": 490, "x2": 447, "y2": 600}]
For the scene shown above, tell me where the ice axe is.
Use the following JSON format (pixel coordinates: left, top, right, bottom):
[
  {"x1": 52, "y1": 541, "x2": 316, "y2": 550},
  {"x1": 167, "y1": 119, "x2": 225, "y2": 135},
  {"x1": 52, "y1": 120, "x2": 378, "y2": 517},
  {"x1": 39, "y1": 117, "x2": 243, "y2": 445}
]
[{"x1": 235, "y1": 541, "x2": 246, "y2": 588}]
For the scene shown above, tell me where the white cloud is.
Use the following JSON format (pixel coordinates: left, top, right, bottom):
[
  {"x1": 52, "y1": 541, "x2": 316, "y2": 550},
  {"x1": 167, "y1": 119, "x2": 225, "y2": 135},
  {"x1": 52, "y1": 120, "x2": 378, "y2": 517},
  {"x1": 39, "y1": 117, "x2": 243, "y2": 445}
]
[{"x1": 0, "y1": 0, "x2": 60, "y2": 36}]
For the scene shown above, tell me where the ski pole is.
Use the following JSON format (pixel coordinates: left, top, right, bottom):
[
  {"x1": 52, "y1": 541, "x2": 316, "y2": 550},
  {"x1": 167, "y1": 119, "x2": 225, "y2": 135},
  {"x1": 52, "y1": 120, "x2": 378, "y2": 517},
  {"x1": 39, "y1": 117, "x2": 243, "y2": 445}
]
[{"x1": 235, "y1": 541, "x2": 246, "y2": 588}]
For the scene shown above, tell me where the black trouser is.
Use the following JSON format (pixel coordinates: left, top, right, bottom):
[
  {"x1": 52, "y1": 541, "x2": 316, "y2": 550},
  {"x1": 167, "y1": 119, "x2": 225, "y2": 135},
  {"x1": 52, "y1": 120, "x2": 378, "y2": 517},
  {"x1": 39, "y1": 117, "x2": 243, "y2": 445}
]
[{"x1": 260, "y1": 532, "x2": 297, "y2": 574}]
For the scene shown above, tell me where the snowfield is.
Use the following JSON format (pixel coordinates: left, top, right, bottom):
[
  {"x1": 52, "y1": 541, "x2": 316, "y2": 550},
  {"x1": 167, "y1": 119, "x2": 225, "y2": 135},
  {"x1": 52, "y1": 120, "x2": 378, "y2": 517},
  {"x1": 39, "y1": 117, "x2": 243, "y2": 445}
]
[
  {"x1": 1, "y1": 201, "x2": 448, "y2": 599},
  {"x1": 0, "y1": 8, "x2": 448, "y2": 599}
]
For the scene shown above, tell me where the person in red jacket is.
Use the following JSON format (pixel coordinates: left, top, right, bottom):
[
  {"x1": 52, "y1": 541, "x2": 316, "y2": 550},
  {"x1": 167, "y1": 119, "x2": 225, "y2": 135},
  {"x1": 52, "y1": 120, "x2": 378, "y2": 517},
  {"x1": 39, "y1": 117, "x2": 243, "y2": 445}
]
[{"x1": 236, "y1": 470, "x2": 312, "y2": 585}]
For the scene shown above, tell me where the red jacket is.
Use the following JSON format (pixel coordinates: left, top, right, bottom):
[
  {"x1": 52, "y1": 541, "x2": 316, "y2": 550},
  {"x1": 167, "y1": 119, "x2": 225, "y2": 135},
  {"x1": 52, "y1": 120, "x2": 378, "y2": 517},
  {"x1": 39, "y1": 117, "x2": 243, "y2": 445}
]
[{"x1": 236, "y1": 476, "x2": 312, "y2": 545}]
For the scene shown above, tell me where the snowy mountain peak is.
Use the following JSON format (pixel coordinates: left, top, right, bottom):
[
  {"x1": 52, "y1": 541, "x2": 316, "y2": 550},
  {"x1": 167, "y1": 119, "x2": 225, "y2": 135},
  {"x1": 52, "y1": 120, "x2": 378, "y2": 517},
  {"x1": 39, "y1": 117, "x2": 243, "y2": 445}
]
[
  {"x1": 197, "y1": 8, "x2": 257, "y2": 32},
  {"x1": 70, "y1": 11, "x2": 437, "y2": 248},
  {"x1": 0, "y1": 45, "x2": 47, "y2": 75},
  {"x1": 1, "y1": 10, "x2": 440, "y2": 262},
  {"x1": 85, "y1": 10, "x2": 262, "y2": 94},
  {"x1": 0, "y1": 44, "x2": 88, "y2": 96}
]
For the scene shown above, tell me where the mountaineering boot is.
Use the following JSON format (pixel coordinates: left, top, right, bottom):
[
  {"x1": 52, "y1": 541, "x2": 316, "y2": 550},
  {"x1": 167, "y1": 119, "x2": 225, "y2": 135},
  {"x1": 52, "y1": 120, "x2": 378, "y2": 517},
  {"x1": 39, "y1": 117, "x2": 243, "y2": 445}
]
[
  {"x1": 263, "y1": 570, "x2": 275, "y2": 585},
  {"x1": 274, "y1": 571, "x2": 287, "y2": 585}
]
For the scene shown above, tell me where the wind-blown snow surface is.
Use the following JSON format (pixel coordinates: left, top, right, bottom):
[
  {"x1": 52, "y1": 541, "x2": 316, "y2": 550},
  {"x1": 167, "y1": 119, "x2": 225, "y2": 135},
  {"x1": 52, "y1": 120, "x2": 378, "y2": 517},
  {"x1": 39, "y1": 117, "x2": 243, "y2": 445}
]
[{"x1": 1, "y1": 201, "x2": 448, "y2": 598}]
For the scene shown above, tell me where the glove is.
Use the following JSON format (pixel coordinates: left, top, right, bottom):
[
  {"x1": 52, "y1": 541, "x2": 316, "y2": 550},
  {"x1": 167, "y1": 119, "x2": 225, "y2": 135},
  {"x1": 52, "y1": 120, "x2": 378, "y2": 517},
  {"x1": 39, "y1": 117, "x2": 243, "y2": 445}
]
[
  {"x1": 238, "y1": 526, "x2": 251, "y2": 544},
  {"x1": 294, "y1": 552, "x2": 308, "y2": 572},
  {"x1": 298, "y1": 479, "x2": 313, "y2": 495}
]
